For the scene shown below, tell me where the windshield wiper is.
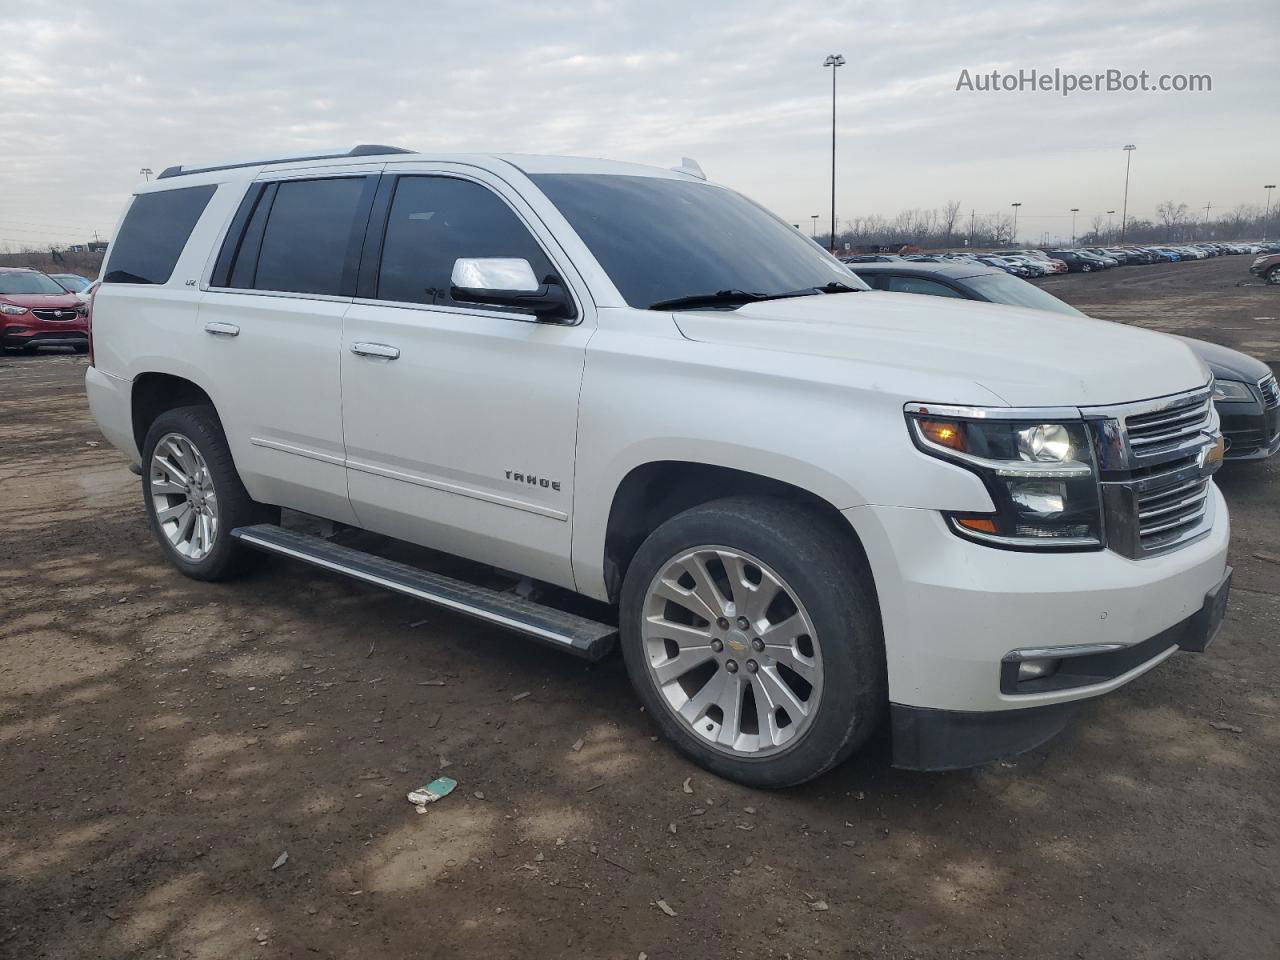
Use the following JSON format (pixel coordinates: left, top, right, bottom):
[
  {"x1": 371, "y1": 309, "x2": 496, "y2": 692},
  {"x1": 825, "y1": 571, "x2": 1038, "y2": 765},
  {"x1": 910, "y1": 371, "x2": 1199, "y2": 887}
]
[
  {"x1": 648, "y1": 281, "x2": 861, "y2": 312},
  {"x1": 649, "y1": 287, "x2": 833, "y2": 311}
]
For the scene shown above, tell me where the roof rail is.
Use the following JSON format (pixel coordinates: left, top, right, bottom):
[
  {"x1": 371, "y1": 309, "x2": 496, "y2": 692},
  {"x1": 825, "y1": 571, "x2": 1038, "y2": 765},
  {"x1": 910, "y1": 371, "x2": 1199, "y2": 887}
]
[{"x1": 155, "y1": 144, "x2": 415, "y2": 180}]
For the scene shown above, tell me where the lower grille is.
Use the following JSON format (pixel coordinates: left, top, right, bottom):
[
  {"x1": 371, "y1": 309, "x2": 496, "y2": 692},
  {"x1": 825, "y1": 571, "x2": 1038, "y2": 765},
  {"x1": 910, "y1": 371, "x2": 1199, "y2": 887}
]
[{"x1": 1136, "y1": 471, "x2": 1211, "y2": 551}]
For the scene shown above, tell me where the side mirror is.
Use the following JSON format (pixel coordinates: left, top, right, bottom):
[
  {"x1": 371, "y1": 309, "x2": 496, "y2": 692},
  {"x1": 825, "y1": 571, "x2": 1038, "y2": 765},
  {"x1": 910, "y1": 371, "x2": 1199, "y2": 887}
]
[{"x1": 450, "y1": 258, "x2": 575, "y2": 321}]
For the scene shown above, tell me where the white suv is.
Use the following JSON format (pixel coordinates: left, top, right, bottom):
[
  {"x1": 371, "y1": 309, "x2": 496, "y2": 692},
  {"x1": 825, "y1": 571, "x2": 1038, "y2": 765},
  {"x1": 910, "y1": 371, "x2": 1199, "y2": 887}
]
[{"x1": 85, "y1": 146, "x2": 1232, "y2": 786}]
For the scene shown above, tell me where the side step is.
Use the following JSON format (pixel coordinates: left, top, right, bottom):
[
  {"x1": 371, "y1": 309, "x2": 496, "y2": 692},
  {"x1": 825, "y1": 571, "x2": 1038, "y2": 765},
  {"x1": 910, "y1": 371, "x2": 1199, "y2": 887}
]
[{"x1": 231, "y1": 524, "x2": 617, "y2": 661}]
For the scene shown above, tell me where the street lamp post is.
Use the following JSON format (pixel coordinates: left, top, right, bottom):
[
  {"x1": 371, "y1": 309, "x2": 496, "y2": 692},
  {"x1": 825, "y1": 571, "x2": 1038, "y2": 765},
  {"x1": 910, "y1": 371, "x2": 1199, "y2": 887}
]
[
  {"x1": 1106, "y1": 210, "x2": 1115, "y2": 242},
  {"x1": 1119, "y1": 144, "x2": 1136, "y2": 241},
  {"x1": 1010, "y1": 202, "x2": 1022, "y2": 243},
  {"x1": 810, "y1": 214, "x2": 820, "y2": 238},
  {"x1": 1265, "y1": 185, "x2": 1276, "y2": 241},
  {"x1": 823, "y1": 54, "x2": 845, "y2": 253},
  {"x1": 139, "y1": 167, "x2": 153, "y2": 182},
  {"x1": 1070, "y1": 208, "x2": 1079, "y2": 246}
]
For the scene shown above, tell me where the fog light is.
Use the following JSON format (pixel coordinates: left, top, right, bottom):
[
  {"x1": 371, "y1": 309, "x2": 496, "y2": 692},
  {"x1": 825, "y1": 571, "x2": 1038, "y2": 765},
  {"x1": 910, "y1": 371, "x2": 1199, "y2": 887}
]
[{"x1": 1017, "y1": 658, "x2": 1061, "y2": 682}]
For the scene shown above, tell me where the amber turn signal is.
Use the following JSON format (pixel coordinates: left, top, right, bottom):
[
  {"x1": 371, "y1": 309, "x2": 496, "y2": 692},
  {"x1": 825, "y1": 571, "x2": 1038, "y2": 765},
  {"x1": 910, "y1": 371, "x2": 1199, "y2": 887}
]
[
  {"x1": 919, "y1": 418, "x2": 967, "y2": 452},
  {"x1": 955, "y1": 516, "x2": 998, "y2": 534}
]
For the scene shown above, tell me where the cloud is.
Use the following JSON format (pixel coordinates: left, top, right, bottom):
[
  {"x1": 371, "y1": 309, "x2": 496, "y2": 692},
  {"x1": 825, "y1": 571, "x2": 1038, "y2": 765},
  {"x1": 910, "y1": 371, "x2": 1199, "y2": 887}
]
[{"x1": 0, "y1": 0, "x2": 1273, "y2": 248}]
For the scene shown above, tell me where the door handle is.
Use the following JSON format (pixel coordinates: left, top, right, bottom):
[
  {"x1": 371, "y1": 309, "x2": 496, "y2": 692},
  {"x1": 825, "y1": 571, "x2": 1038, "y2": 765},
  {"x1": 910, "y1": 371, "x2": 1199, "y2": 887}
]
[
  {"x1": 204, "y1": 321, "x2": 240, "y2": 337},
  {"x1": 351, "y1": 342, "x2": 400, "y2": 360}
]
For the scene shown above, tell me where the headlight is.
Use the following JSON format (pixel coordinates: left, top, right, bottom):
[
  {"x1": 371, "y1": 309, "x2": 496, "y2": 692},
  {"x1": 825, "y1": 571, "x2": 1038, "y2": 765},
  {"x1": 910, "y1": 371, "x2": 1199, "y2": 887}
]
[
  {"x1": 1212, "y1": 379, "x2": 1253, "y2": 402},
  {"x1": 0, "y1": 304, "x2": 29, "y2": 315},
  {"x1": 907, "y1": 406, "x2": 1103, "y2": 550}
]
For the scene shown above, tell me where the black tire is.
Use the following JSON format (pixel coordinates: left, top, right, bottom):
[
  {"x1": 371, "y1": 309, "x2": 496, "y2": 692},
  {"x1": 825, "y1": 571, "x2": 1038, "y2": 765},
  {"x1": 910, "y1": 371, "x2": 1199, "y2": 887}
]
[
  {"x1": 619, "y1": 496, "x2": 885, "y2": 788},
  {"x1": 1267, "y1": 266, "x2": 1280, "y2": 285},
  {"x1": 1081, "y1": 263, "x2": 1093, "y2": 273},
  {"x1": 140, "y1": 405, "x2": 277, "y2": 581}
]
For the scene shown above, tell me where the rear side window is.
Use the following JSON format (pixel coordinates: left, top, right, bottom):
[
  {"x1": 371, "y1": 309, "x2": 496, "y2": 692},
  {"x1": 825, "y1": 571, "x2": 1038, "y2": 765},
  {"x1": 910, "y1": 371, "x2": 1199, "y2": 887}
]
[
  {"x1": 250, "y1": 178, "x2": 367, "y2": 296},
  {"x1": 375, "y1": 176, "x2": 554, "y2": 308},
  {"x1": 104, "y1": 185, "x2": 216, "y2": 284}
]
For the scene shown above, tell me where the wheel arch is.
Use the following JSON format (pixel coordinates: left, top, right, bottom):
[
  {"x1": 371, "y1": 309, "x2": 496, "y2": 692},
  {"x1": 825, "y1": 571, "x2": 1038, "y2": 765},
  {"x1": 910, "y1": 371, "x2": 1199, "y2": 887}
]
[
  {"x1": 598, "y1": 460, "x2": 878, "y2": 612},
  {"x1": 131, "y1": 372, "x2": 218, "y2": 454}
]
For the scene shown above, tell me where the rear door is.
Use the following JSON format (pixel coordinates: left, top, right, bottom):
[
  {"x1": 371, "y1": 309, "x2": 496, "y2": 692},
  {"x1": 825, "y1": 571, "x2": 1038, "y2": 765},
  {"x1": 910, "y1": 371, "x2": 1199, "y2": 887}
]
[
  {"x1": 339, "y1": 165, "x2": 594, "y2": 588},
  {"x1": 197, "y1": 168, "x2": 379, "y2": 523}
]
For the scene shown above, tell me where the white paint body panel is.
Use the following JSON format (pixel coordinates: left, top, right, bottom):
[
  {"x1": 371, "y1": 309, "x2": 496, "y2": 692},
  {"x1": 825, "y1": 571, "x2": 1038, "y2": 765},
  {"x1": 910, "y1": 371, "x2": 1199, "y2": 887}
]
[{"x1": 85, "y1": 151, "x2": 1229, "y2": 719}]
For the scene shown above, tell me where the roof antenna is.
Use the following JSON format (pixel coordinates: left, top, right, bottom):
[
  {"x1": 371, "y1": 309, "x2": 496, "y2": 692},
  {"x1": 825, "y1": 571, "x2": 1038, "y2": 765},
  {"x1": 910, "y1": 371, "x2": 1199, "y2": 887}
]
[{"x1": 671, "y1": 157, "x2": 706, "y2": 180}]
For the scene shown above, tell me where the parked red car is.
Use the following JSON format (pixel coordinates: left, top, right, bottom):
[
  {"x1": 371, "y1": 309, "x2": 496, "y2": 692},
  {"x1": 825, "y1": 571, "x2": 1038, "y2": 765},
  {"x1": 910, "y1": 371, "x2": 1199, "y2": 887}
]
[{"x1": 0, "y1": 267, "x2": 89, "y2": 353}]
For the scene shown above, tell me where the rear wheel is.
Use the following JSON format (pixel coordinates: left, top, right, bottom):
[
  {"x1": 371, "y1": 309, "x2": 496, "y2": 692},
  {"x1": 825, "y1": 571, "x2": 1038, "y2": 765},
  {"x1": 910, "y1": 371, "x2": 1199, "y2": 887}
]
[
  {"x1": 1267, "y1": 266, "x2": 1280, "y2": 285},
  {"x1": 141, "y1": 405, "x2": 277, "y2": 581},
  {"x1": 620, "y1": 497, "x2": 884, "y2": 787}
]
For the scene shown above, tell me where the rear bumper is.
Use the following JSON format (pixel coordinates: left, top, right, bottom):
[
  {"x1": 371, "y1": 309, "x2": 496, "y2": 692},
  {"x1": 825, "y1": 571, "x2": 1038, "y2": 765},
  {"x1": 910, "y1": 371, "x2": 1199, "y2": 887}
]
[
  {"x1": 85, "y1": 365, "x2": 140, "y2": 462},
  {"x1": 891, "y1": 566, "x2": 1231, "y2": 770}
]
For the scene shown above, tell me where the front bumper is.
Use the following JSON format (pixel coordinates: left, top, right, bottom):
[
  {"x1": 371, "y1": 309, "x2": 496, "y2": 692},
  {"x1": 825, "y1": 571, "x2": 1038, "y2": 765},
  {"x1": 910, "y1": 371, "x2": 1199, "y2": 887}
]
[
  {"x1": 1219, "y1": 399, "x2": 1280, "y2": 461},
  {"x1": 3, "y1": 328, "x2": 89, "y2": 348},
  {"x1": 890, "y1": 566, "x2": 1231, "y2": 769},
  {"x1": 843, "y1": 490, "x2": 1229, "y2": 718}
]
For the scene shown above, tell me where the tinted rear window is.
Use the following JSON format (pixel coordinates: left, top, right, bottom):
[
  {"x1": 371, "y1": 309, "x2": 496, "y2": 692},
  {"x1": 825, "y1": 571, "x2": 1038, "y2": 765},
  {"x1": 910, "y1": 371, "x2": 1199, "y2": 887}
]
[
  {"x1": 252, "y1": 178, "x2": 366, "y2": 296},
  {"x1": 104, "y1": 185, "x2": 216, "y2": 284}
]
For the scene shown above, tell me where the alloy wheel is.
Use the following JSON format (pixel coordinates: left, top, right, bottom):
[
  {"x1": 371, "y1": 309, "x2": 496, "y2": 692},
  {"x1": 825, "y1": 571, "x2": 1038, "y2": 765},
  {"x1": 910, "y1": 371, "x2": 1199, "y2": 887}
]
[
  {"x1": 641, "y1": 546, "x2": 823, "y2": 757},
  {"x1": 150, "y1": 432, "x2": 219, "y2": 561}
]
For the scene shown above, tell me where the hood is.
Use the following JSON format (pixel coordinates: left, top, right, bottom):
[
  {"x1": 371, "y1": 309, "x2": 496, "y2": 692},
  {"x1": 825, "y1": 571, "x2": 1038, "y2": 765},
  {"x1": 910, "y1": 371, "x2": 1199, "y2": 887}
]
[
  {"x1": 0, "y1": 292, "x2": 82, "y2": 310},
  {"x1": 671, "y1": 291, "x2": 1208, "y2": 408},
  {"x1": 1172, "y1": 334, "x2": 1273, "y2": 383}
]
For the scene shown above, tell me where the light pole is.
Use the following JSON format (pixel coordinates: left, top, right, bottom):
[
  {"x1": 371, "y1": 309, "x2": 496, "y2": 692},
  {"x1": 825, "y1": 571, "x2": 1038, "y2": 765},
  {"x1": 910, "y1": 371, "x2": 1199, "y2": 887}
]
[
  {"x1": 823, "y1": 54, "x2": 845, "y2": 253},
  {"x1": 1070, "y1": 208, "x2": 1079, "y2": 246},
  {"x1": 139, "y1": 167, "x2": 153, "y2": 182},
  {"x1": 1264, "y1": 185, "x2": 1276, "y2": 241},
  {"x1": 1010, "y1": 202, "x2": 1022, "y2": 243},
  {"x1": 810, "y1": 214, "x2": 820, "y2": 238},
  {"x1": 1202, "y1": 201, "x2": 1212, "y2": 239},
  {"x1": 1119, "y1": 144, "x2": 1136, "y2": 241},
  {"x1": 1106, "y1": 210, "x2": 1115, "y2": 242}
]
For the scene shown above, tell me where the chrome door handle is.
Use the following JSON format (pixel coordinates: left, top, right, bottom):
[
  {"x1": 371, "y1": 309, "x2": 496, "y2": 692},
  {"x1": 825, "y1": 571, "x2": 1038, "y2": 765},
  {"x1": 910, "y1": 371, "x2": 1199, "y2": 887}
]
[
  {"x1": 350, "y1": 342, "x2": 400, "y2": 360},
  {"x1": 204, "y1": 321, "x2": 240, "y2": 337}
]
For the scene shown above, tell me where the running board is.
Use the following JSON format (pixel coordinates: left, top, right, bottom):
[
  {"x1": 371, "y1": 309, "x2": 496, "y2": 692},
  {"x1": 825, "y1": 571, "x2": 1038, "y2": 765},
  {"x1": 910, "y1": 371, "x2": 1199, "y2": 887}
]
[{"x1": 231, "y1": 524, "x2": 617, "y2": 661}]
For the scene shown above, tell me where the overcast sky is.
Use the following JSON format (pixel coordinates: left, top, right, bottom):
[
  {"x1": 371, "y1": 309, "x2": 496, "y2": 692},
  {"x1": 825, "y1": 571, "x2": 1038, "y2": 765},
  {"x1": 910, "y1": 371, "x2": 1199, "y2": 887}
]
[{"x1": 1, "y1": 0, "x2": 1275, "y2": 250}]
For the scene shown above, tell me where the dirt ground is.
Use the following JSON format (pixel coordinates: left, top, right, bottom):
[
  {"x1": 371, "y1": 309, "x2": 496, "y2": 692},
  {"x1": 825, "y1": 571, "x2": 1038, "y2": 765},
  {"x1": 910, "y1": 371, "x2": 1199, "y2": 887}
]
[{"x1": 2, "y1": 254, "x2": 1277, "y2": 959}]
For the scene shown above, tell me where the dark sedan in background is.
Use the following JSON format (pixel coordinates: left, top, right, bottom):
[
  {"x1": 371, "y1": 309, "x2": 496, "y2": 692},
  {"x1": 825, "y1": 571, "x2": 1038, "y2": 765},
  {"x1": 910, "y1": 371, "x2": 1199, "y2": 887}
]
[{"x1": 850, "y1": 261, "x2": 1280, "y2": 462}]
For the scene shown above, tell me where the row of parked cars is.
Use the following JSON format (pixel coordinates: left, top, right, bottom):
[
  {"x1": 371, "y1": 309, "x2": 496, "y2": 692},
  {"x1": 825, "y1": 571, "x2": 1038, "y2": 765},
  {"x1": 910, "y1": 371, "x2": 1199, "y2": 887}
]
[
  {"x1": 847, "y1": 240, "x2": 1280, "y2": 281},
  {"x1": 840, "y1": 256, "x2": 1280, "y2": 464}
]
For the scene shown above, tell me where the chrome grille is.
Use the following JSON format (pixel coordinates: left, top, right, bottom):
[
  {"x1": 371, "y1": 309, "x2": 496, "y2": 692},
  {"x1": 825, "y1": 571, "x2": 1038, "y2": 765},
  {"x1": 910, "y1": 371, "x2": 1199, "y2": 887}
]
[
  {"x1": 1135, "y1": 469, "x2": 1211, "y2": 551},
  {"x1": 32, "y1": 308, "x2": 78, "y2": 322},
  {"x1": 1260, "y1": 374, "x2": 1279, "y2": 409},
  {"x1": 1122, "y1": 387, "x2": 1213, "y2": 460},
  {"x1": 1085, "y1": 382, "x2": 1219, "y2": 559}
]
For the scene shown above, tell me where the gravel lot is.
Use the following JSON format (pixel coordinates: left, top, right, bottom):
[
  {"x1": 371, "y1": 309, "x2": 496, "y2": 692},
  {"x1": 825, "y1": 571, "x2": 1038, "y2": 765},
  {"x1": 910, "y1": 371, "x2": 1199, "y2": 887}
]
[{"x1": 2, "y1": 254, "x2": 1277, "y2": 959}]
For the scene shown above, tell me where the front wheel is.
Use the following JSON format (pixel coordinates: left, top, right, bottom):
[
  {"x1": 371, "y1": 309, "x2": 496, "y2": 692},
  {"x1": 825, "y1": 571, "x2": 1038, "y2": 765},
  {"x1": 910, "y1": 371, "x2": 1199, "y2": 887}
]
[
  {"x1": 619, "y1": 497, "x2": 885, "y2": 788},
  {"x1": 1081, "y1": 263, "x2": 1093, "y2": 272},
  {"x1": 141, "y1": 405, "x2": 277, "y2": 581}
]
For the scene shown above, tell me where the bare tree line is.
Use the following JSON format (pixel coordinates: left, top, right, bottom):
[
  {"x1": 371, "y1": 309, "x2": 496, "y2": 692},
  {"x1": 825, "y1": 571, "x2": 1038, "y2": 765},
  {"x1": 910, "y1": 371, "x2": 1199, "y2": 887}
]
[{"x1": 817, "y1": 201, "x2": 1276, "y2": 250}]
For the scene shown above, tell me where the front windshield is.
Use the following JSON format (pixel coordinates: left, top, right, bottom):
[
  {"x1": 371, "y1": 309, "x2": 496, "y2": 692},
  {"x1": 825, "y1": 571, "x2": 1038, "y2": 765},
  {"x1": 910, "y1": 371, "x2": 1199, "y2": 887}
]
[
  {"x1": 530, "y1": 173, "x2": 868, "y2": 308},
  {"x1": 963, "y1": 272, "x2": 1085, "y2": 317},
  {"x1": 54, "y1": 275, "x2": 89, "y2": 291},
  {"x1": 0, "y1": 272, "x2": 68, "y2": 296}
]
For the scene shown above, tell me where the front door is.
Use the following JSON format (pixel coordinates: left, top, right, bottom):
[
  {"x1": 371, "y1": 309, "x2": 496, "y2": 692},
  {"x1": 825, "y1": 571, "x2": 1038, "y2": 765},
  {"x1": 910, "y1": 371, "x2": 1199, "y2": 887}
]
[{"x1": 339, "y1": 167, "x2": 593, "y2": 589}]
